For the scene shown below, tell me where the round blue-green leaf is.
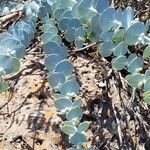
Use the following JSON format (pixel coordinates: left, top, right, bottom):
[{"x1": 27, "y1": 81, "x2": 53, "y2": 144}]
[
  {"x1": 58, "y1": 18, "x2": 70, "y2": 31},
  {"x1": 99, "y1": 7, "x2": 116, "y2": 32},
  {"x1": 0, "y1": 56, "x2": 20, "y2": 74},
  {"x1": 50, "y1": 35, "x2": 62, "y2": 44},
  {"x1": 143, "y1": 46, "x2": 150, "y2": 58},
  {"x1": 127, "y1": 53, "x2": 137, "y2": 62},
  {"x1": 53, "y1": 8, "x2": 64, "y2": 21},
  {"x1": 143, "y1": 91, "x2": 150, "y2": 105},
  {"x1": 44, "y1": 54, "x2": 63, "y2": 71},
  {"x1": 0, "y1": 32, "x2": 14, "y2": 44},
  {"x1": 75, "y1": 39, "x2": 84, "y2": 48},
  {"x1": 24, "y1": 18, "x2": 36, "y2": 28},
  {"x1": 65, "y1": 27, "x2": 76, "y2": 42},
  {"x1": 127, "y1": 56, "x2": 144, "y2": 73},
  {"x1": 112, "y1": 55, "x2": 127, "y2": 70},
  {"x1": 90, "y1": 14, "x2": 101, "y2": 29},
  {"x1": 0, "y1": 43, "x2": 25, "y2": 59},
  {"x1": 61, "y1": 125, "x2": 77, "y2": 135},
  {"x1": 66, "y1": 107, "x2": 83, "y2": 121},
  {"x1": 44, "y1": 44, "x2": 68, "y2": 59},
  {"x1": 43, "y1": 41, "x2": 58, "y2": 54},
  {"x1": 113, "y1": 42, "x2": 128, "y2": 56},
  {"x1": 53, "y1": 46, "x2": 68, "y2": 58},
  {"x1": 78, "y1": 0, "x2": 92, "y2": 16},
  {"x1": 70, "y1": 132, "x2": 86, "y2": 145},
  {"x1": 1, "y1": 37, "x2": 21, "y2": 49},
  {"x1": 0, "y1": 80, "x2": 9, "y2": 92},
  {"x1": 115, "y1": 8, "x2": 123, "y2": 25},
  {"x1": 47, "y1": 72, "x2": 65, "y2": 89},
  {"x1": 144, "y1": 77, "x2": 150, "y2": 91},
  {"x1": 145, "y1": 70, "x2": 150, "y2": 79},
  {"x1": 143, "y1": 91, "x2": 150, "y2": 97},
  {"x1": 100, "y1": 31, "x2": 114, "y2": 42},
  {"x1": 125, "y1": 73, "x2": 145, "y2": 88},
  {"x1": 43, "y1": 18, "x2": 55, "y2": 26},
  {"x1": 71, "y1": 99, "x2": 83, "y2": 108},
  {"x1": 8, "y1": 26, "x2": 30, "y2": 47},
  {"x1": 69, "y1": 18, "x2": 81, "y2": 29},
  {"x1": 1, "y1": 38, "x2": 26, "y2": 59},
  {"x1": 72, "y1": 3, "x2": 80, "y2": 18},
  {"x1": 43, "y1": 26, "x2": 58, "y2": 34},
  {"x1": 124, "y1": 22, "x2": 145, "y2": 45},
  {"x1": 113, "y1": 28, "x2": 125, "y2": 44},
  {"x1": 16, "y1": 22, "x2": 34, "y2": 35},
  {"x1": 96, "y1": 0, "x2": 109, "y2": 13},
  {"x1": 61, "y1": 0, "x2": 76, "y2": 9},
  {"x1": 54, "y1": 97, "x2": 73, "y2": 111},
  {"x1": 63, "y1": 121, "x2": 74, "y2": 126},
  {"x1": 77, "y1": 121, "x2": 90, "y2": 133},
  {"x1": 55, "y1": 60, "x2": 73, "y2": 76},
  {"x1": 122, "y1": 6, "x2": 134, "y2": 29},
  {"x1": 28, "y1": 1, "x2": 40, "y2": 14},
  {"x1": 42, "y1": 32, "x2": 53, "y2": 44},
  {"x1": 75, "y1": 27, "x2": 86, "y2": 38},
  {"x1": 60, "y1": 80, "x2": 80, "y2": 96},
  {"x1": 61, "y1": 10, "x2": 73, "y2": 19},
  {"x1": 38, "y1": 6, "x2": 49, "y2": 19},
  {"x1": 97, "y1": 41, "x2": 114, "y2": 57}
]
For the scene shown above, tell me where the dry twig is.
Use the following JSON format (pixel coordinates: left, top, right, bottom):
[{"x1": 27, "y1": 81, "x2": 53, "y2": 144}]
[{"x1": 0, "y1": 10, "x2": 22, "y2": 25}]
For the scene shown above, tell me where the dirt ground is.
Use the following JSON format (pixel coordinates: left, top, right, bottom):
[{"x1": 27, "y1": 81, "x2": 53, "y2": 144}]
[{"x1": 0, "y1": 0, "x2": 150, "y2": 150}]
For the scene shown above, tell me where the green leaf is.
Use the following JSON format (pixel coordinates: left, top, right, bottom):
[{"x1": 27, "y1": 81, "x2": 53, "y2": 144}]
[
  {"x1": 124, "y1": 22, "x2": 145, "y2": 45},
  {"x1": 97, "y1": 41, "x2": 114, "y2": 57},
  {"x1": 145, "y1": 70, "x2": 150, "y2": 79},
  {"x1": 122, "y1": 6, "x2": 134, "y2": 29},
  {"x1": 53, "y1": 8, "x2": 64, "y2": 21},
  {"x1": 143, "y1": 46, "x2": 150, "y2": 58},
  {"x1": 125, "y1": 73, "x2": 145, "y2": 88},
  {"x1": 47, "y1": 72, "x2": 65, "y2": 90},
  {"x1": 127, "y1": 55, "x2": 144, "y2": 73},
  {"x1": 77, "y1": 121, "x2": 90, "y2": 133},
  {"x1": 113, "y1": 28, "x2": 125, "y2": 44},
  {"x1": 112, "y1": 55, "x2": 127, "y2": 70},
  {"x1": 61, "y1": 125, "x2": 77, "y2": 135},
  {"x1": 143, "y1": 91, "x2": 150, "y2": 105},
  {"x1": 54, "y1": 97, "x2": 73, "y2": 111},
  {"x1": 144, "y1": 76, "x2": 150, "y2": 91},
  {"x1": 99, "y1": 8, "x2": 116, "y2": 32},
  {"x1": 70, "y1": 132, "x2": 86, "y2": 145},
  {"x1": 0, "y1": 80, "x2": 8, "y2": 92},
  {"x1": 143, "y1": 91, "x2": 150, "y2": 97},
  {"x1": 113, "y1": 42, "x2": 128, "y2": 56},
  {"x1": 0, "y1": 56, "x2": 20, "y2": 74},
  {"x1": 63, "y1": 121, "x2": 75, "y2": 126},
  {"x1": 65, "y1": 27, "x2": 75, "y2": 42},
  {"x1": 100, "y1": 31, "x2": 114, "y2": 42},
  {"x1": 60, "y1": 80, "x2": 80, "y2": 97},
  {"x1": 66, "y1": 107, "x2": 83, "y2": 121},
  {"x1": 71, "y1": 99, "x2": 83, "y2": 109}
]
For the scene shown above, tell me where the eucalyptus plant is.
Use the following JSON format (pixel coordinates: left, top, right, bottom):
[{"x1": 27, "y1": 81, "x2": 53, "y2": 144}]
[
  {"x1": 0, "y1": 1, "x2": 39, "y2": 92},
  {"x1": 41, "y1": 16, "x2": 89, "y2": 147},
  {"x1": 0, "y1": 0, "x2": 150, "y2": 149}
]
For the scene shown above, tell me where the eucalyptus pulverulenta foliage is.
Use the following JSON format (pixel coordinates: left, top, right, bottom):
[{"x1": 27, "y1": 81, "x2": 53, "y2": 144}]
[
  {"x1": 0, "y1": 1, "x2": 24, "y2": 16},
  {"x1": 0, "y1": 1, "x2": 39, "y2": 92},
  {"x1": 38, "y1": 0, "x2": 150, "y2": 147},
  {"x1": 41, "y1": 17, "x2": 88, "y2": 147},
  {"x1": 0, "y1": 0, "x2": 149, "y2": 148}
]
